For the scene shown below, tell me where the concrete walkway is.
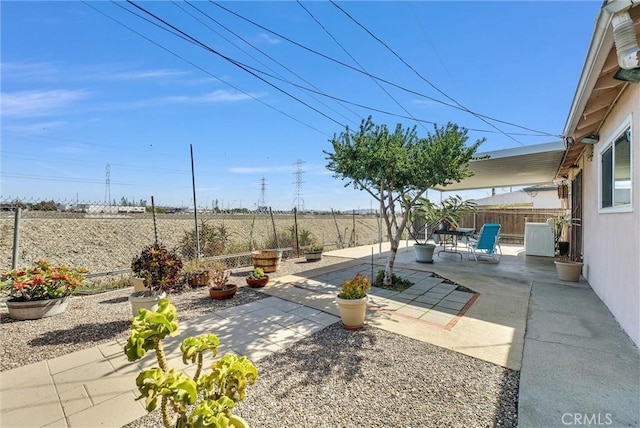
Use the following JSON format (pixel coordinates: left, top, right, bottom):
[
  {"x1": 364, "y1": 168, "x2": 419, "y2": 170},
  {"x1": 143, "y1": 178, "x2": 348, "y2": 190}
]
[{"x1": 1, "y1": 242, "x2": 638, "y2": 427}]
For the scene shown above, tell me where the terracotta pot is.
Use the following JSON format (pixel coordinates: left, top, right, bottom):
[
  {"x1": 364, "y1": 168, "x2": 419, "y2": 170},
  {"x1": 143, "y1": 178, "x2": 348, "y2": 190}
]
[
  {"x1": 209, "y1": 284, "x2": 238, "y2": 300},
  {"x1": 6, "y1": 296, "x2": 70, "y2": 320},
  {"x1": 554, "y1": 261, "x2": 583, "y2": 282},
  {"x1": 336, "y1": 295, "x2": 368, "y2": 330},
  {"x1": 246, "y1": 275, "x2": 269, "y2": 288}
]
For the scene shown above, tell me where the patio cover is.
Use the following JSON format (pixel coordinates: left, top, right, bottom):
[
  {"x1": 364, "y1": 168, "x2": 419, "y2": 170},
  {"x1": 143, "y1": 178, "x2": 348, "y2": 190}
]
[{"x1": 432, "y1": 141, "x2": 566, "y2": 191}]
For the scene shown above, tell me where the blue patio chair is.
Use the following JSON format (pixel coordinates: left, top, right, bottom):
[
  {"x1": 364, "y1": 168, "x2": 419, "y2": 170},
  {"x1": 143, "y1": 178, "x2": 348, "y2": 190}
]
[{"x1": 467, "y1": 223, "x2": 502, "y2": 262}]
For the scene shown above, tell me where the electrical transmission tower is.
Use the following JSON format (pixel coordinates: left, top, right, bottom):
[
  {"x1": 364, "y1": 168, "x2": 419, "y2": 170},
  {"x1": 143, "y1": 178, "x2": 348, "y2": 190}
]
[
  {"x1": 292, "y1": 159, "x2": 305, "y2": 212},
  {"x1": 257, "y1": 176, "x2": 268, "y2": 211},
  {"x1": 104, "y1": 163, "x2": 111, "y2": 205}
]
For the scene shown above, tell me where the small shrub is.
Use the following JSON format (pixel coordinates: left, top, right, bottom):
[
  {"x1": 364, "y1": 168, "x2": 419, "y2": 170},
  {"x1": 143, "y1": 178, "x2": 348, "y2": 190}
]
[{"x1": 373, "y1": 269, "x2": 413, "y2": 292}]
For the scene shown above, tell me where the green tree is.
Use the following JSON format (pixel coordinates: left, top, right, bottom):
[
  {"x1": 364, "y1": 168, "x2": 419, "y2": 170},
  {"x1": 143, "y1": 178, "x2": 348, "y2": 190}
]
[{"x1": 325, "y1": 117, "x2": 483, "y2": 285}]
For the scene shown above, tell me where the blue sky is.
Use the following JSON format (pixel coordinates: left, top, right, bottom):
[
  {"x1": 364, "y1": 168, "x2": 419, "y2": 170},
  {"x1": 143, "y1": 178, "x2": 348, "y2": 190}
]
[{"x1": 1, "y1": 1, "x2": 602, "y2": 211}]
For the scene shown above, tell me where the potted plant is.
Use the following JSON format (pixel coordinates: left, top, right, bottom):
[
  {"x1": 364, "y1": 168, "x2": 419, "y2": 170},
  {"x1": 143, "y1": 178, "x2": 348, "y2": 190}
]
[
  {"x1": 336, "y1": 272, "x2": 371, "y2": 330},
  {"x1": 130, "y1": 243, "x2": 183, "y2": 316},
  {"x1": 124, "y1": 298, "x2": 258, "y2": 428},
  {"x1": 181, "y1": 258, "x2": 212, "y2": 287},
  {"x1": 554, "y1": 254, "x2": 584, "y2": 282},
  {"x1": 0, "y1": 259, "x2": 87, "y2": 320},
  {"x1": 209, "y1": 261, "x2": 236, "y2": 300},
  {"x1": 245, "y1": 267, "x2": 269, "y2": 288},
  {"x1": 410, "y1": 195, "x2": 477, "y2": 263},
  {"x1": 553, "y1": 214, "x2": 571, "y2": 256},
  {"x1": 304, "y1": 244, "x2": 324, "y2": 262}
]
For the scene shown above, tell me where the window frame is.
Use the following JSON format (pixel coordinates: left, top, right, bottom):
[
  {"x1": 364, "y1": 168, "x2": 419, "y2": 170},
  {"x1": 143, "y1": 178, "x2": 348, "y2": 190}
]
[{"x1": 598, "y1": 115, "x2": 633, "y2": 214}]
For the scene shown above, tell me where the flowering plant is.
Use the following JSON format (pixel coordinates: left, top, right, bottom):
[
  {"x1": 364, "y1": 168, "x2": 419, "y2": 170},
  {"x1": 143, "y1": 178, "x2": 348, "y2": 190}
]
[
  {"x1": 338, "y1": 273, "x2": 371, "y2": 299},
  {"x1": 0, "y1": 260, "x2": 87, "y2": 302}
]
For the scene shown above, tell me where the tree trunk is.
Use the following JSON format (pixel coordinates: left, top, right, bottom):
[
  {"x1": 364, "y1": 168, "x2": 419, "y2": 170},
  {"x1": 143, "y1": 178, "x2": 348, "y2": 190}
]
[{"x1": 384, "y1": 242, "x2": 397, "y2": 286}]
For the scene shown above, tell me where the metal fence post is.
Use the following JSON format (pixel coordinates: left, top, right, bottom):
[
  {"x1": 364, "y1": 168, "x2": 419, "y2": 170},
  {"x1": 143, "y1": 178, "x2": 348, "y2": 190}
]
[
  {"x1": 293, "y1": 207, "x2": 300, "y2": 257},
  {"x1": 269, "y1": 207, "x2": 279, "y2": 249},
  {"x1": 151, "y1": 196, "x2": 158, "y2": 245},
  {"x1": 11, "y1": 208, "x2": 21, "y2": 269}
]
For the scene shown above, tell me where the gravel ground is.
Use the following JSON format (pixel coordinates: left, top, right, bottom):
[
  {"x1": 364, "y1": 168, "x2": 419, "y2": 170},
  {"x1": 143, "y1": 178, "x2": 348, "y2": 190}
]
[
  {"x1": 0, "y1": 256, "x2": 344, "y2": 372},
  {"x1": 1, "y1": 255, "x2": 520, "y2": 427},
  {"x1": 125, "y1": 324, "x2": 519, "y2": 428}
]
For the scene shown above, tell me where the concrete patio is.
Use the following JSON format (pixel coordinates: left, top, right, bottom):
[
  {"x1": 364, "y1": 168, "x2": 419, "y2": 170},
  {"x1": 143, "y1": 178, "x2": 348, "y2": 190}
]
[{"x1": 0, "y1": 242, "x2": 638, "y2": 427}]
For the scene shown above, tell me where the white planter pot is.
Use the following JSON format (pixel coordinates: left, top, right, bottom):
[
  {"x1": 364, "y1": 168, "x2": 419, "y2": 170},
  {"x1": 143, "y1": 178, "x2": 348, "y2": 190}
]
[
  {"x1": 6, "y1": 296, "x2": 70, "y2": 320},
  {"x1": 129, "y1": 292, "x2": 166, "y2": 316},
  {"x1": 336, "y1": 295, "x2": 368, "y2": 330},
  {"x1": 414, "y1": 243, "x2": 436, "y2": 263},
  {"x1": 554, "y1": 261, "x2": 583, "y2": 282}
]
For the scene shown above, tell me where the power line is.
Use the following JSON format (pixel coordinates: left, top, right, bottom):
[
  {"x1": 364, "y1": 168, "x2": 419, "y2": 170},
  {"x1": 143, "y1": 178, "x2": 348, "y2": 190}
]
[
  {"x1": 329, "y1": 0, "x2": 524, "y2": 146},
  {"x1": 124, "y1": 0, "x2": 346, "y2": 128},
  {"x1": 210, "y1": 1, "x2": 559, "y2": 138},
  {"x1": 84, "y1": 1, "x2": 332, "y2": 137},
  {"x1": 179, "y1": 0, "x2": 361, "y2": 127},
  {"x1": 296, "y1": 1, "x2": 426, "y2": 131}
]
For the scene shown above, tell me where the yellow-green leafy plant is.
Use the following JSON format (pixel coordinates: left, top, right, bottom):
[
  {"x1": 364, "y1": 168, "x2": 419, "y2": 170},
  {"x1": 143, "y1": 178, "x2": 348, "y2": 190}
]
[
  {"x1": 248, "y1": 267, "x2": 265, "y2": 280},
  {"x1": 337, "y1": 273, "x2": 371, "y2": 300},
  {"x1": 124, "y1": 298, "x2": 258, "y2": 428}
]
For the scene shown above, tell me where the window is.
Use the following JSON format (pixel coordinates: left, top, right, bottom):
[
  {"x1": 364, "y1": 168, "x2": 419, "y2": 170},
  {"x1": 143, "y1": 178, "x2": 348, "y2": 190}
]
[{"x1": 600, "y1": 120, "x2": 632, "y2": 210}]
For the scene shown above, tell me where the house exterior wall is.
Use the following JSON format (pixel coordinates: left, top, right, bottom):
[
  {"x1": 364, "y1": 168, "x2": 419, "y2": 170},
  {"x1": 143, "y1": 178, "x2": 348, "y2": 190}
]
[
  {"x1": 569, "y1": 84, "x2": 640, "y2": 347},
  {"x1": 473, "y1": 189, "x2": 562, "y2": 208}
]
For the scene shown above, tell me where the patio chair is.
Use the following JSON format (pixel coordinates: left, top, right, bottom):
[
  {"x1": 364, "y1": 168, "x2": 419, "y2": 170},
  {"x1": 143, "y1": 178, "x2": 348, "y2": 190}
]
[{"x1": 467, "y1": 223, "x2": 502, "y2": 262}]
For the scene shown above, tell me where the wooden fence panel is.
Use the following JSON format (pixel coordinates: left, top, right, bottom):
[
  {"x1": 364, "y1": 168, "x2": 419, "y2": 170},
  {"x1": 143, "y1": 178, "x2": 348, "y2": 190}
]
[{"x1": 460, "y1": 208, "x2": 567, "y2": 243}]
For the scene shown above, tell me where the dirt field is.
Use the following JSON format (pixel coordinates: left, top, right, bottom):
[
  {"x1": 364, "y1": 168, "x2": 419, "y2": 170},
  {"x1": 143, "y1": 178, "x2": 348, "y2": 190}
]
[{"x1": 0, "y1": 212, "x2": 384, "y2": 275}]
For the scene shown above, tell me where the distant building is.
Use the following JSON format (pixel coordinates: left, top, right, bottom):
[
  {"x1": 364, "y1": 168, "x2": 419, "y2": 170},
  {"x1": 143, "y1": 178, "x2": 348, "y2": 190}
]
[{"x1": 470, "y1": 186, "x2": 562, "y2": 209}]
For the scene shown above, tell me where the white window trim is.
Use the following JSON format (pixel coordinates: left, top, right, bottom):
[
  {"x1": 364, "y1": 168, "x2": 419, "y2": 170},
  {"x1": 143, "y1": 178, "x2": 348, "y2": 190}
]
[{"x1": 598, "y1": 114, "x2": 633, "y2": 214}]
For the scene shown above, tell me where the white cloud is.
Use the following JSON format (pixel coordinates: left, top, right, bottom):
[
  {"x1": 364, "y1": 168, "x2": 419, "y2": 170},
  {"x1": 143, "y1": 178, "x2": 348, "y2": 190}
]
[
  {"x1": 107, "y1": 69, "x2": 190, "y2": 80},
  {"x1": 0, "y1": 61, "x2": 58, "y2": 81},
  {"x1": 258, "y1": 33, "x2": 281, "y2": 45},
  {"x1": 1, "y1": 89, "x2": 89, "y2": 118},
  {"x1": 164, "y1": 90, "x2": 257, "y2": 104}
]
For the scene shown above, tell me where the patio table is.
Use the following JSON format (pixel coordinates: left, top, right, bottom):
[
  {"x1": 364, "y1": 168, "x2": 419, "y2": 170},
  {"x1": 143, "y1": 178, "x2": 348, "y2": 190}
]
[{"x1": 433, "y1": 228, "x2": 475, "y2": 259}]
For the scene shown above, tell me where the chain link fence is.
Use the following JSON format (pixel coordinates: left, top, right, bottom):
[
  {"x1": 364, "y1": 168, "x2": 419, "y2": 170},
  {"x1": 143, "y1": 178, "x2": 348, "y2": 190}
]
[{"x1": 0, "y1": 198, "x2": 384, "y2": 282}]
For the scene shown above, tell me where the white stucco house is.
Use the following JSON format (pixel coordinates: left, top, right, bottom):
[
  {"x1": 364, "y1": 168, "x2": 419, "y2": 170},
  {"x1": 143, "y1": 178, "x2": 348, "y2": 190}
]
[{"x1": 559, "y1": 0, "x2": 639, "y2": 347}]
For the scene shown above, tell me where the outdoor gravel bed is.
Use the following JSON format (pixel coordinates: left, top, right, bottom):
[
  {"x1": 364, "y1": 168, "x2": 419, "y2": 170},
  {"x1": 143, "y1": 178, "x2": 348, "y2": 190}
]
[
  {"x1": 125, "y1": 324, "x2": 519, "y2": 428},
  {"x1": 0, "y1": 256, "x2": 347, "y2": 372}
]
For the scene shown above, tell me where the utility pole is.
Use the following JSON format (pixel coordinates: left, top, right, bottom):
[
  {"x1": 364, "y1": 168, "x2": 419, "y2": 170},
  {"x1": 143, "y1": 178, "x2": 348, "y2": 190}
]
[
  {"x1": 292, "y1": 159, "x2": 305, "y2": 212},
  {"x1": 104, "y1": 163, "x2": 111, "y2": 206},
  {"x1": 258, "y1": 176, "x2": 267, "y2": 211}
]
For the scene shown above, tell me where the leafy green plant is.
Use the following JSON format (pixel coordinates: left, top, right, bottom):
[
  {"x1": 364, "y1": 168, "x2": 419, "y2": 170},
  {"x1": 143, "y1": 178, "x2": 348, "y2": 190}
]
[
  {"x1": 248, "y1": 267, "x2": 265, "y2": 280},
  {"x1": 325, "y1": 116, "x2": 483, "y2": 286},
  {"x1": 337, "y1": 273, "x2": 371, "y2": 299},
  {"x1": 306, "y1": 244, "x2": 324, "y2": 252},
  {"x1": 179, "y1": 221, "x2": 231, "y2": 259},
  {"x1": 373, "y1": 269, "x2": 413, "y2": 292},
  {"x1": 410, "y1": 195, "x2": 477, "y2": 244},
  {"x1": 0, "y1": 259, "x2": 87, "y2": 301},
  {"x1": 131, "y1": 243, "x2": 183, "y2": 295},
  {"x1": 553, "y1": 214, "x2": 571, "y2": 246},
  {"x1": 124, "y1": 298, "x2": 258, "y2": 428}
]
